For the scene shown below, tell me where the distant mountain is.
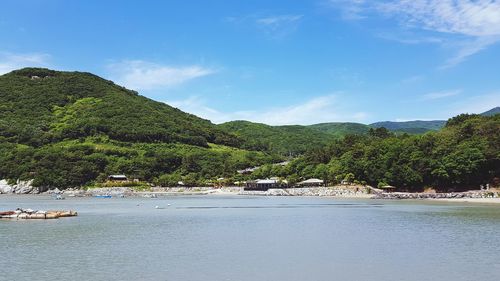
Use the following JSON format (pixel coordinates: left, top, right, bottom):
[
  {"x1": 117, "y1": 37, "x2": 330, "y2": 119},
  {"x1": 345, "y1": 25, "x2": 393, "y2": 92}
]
[
  {"x1": 481, "y1": 107, "x2": 500, "y2": 116},
  {"x1": 218, "y1": 120, "x2": 335, "y2": 155},
  {"x1": 369, "y1": 120, "x2": 446, "y2": 133},
  {"x1": 307, "y1": 122, "x2": 370, "y2": 137},
  {"x1": 368, "y1": 107, "x2": 500, "y2": 134}
]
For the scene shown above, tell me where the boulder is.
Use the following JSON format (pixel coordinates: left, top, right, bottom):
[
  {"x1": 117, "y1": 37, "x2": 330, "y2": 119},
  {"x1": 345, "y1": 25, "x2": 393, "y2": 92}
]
[
  {"x1": 14, "y1": 179, "x2": 34, "y2": 194},
  {"x1": 0, "y1": 179, "x2": 14, "y2": 194}
]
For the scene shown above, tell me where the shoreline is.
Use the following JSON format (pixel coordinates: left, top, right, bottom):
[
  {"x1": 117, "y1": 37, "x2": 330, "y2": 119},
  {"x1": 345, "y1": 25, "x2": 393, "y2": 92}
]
[{"x1": 2, "y1": 185, "x2": 500, "y2": 204}]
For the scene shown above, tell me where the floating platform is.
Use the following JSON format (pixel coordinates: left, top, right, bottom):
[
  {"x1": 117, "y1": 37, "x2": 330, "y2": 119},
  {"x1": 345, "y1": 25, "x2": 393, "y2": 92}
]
[{"x1": 0, "y1": 209, "x2": 78, "y2": 219}]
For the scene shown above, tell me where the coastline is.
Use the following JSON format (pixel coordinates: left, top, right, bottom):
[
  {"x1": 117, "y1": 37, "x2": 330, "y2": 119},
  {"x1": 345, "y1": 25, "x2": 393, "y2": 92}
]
[
  {"x1": 429, "y1": 198, "x2": 500, "y2": 204},
  {"x1": 2, "y1": 184, "x2": 500, "y2": 204}
]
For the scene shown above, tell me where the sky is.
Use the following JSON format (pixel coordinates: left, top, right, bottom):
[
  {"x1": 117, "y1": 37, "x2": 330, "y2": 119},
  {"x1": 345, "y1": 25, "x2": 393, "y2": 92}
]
[{"x1": 1, "y1": 0, "x2": 499, "y2": 125}]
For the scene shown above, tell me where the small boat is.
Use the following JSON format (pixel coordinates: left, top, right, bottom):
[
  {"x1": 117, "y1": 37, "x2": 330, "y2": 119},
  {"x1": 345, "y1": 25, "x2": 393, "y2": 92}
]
[
  {"x1": 55, "y1": 194, "x2": 65, "y2": 200},
  {"x1": 94, "y1": 195, "x2": 112, "y2": 198}
]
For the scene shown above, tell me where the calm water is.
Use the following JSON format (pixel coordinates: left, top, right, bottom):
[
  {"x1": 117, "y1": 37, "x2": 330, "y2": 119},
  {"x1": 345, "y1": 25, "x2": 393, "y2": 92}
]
[{"x1": 1, "y1": 195, "x2": 500, "y2": 281}]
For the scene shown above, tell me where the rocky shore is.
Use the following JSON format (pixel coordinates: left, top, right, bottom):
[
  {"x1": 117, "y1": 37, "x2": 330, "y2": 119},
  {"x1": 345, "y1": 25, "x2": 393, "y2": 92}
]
[
  {"x1": 240, "y1": 186, "x2": 373, "y2": 197},
  {"x1": 0, "y1": 179, "x2": 38, "y2": 194},
  {"x1": 2, "y1": 178, "x2": 499, "y2": 203},
  {"x1": 373, "y1": 190, "x2": 500, "y2": 200}
]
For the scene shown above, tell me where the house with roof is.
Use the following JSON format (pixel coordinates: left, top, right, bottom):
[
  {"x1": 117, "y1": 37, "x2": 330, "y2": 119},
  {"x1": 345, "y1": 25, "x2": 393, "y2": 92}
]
[
  {"x1": 245, "y1": 179, "x2": 282, "y2": 191},
  {"x1": 297, "y1": 178, "x2": 325, "y2": 187}
]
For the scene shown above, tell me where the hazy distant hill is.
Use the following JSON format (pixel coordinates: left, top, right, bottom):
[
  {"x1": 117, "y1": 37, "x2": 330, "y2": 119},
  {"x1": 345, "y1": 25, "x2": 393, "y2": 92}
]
[
  {"x1": 369, "y1": 107, "x2": 499, "y2": 133},
  {"x1": 481, "y1": 107, "x2": 500, "y2": 116},
  {"x1": 369, "y1": 120, "x2": 446, "y2": 133}
]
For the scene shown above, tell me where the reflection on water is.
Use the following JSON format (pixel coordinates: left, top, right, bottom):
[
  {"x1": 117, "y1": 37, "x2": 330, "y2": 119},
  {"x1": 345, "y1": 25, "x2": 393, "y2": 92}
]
[{"x1": 1, "y1": 195, "x2": 500, "y2": 281}]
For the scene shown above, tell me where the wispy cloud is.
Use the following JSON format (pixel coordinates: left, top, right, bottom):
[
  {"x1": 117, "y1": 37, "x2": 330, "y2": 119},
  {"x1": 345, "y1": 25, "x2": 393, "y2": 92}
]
[
  {"x1": 255, "y1": 14, "x2": 303, "y2": 26},
  {"x1": 326, "y1": 0, "x2": 368, "y2": 20},
  {"x1": 378, "y1": 1, "x2": 500, "y2": 37},
  {"x1": 421, "y1": 89, "x2": 461, "y2": 101},
  {"x1": 327, "y1": 0, "x2": 500, "y2": 68},
  {"x1": 226, "y1": 13, "x2": 303, "y2": 39},
  {"x1": 0, "y1": 52, "x2": 50, "y2": 75},
  {"x1": 106, "y1": 60, "x2": 215, "y2": 91},
  {"x1": 378, "y1": 0, "x2": 500, "y2": 68},
  {"x1": 166, "y1": 94, "x2": 368, "y2": 125}
]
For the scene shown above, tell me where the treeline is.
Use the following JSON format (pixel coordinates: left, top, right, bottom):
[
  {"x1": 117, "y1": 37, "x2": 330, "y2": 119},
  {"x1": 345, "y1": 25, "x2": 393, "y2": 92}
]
[
  {"x1": 0, "y1": 136, "x2": 279, "y2": 189},
  {"x1": 251, "y1": 114, "x2": 499, "y2": 191}
]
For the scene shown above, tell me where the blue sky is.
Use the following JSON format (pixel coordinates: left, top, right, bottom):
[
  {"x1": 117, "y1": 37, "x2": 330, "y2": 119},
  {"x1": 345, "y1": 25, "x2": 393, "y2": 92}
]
[{"x1": 1, "y1": 0, "x2": 499, "y2": 125}]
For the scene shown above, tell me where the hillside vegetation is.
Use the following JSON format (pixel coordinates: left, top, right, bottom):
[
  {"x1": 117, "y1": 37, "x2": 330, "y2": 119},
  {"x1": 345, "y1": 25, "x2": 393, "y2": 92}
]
[
  {"x1": 0, "y1": 68, "x2": 277, "y2": 189},
  {"x1": 0, "y1": 68, "x2": 498, "y2": 191},
  {"x1": 218, "y1": 120, "x2": 336, "y2": 156},
  {"x1": 255, "y1": 114, "x2": 500, "y2": 191},
  {"x1": 0, "y1": 68, "x2": 239, "y2": 147},
  {"x1": 308, "y1": 122, "x2": 370, "y2": 137}
]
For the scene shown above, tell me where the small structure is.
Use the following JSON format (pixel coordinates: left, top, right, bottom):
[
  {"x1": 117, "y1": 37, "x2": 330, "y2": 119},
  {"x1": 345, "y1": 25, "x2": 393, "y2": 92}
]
[
  {"x1": 245, "y1": 179, "x2": 281, "y2": 191},
  {"x1": 237, "y1": 167, "x2": 258, "y2": 174},
  {"x1": 108, "y1": 175, "x2": 128, "y2": 181},
  {"x1": 297, "y1": 178, "x2": 324, "y2": 187},
  {"x1": 379, "y1": 185, "x2": 396, "y2": 192}
]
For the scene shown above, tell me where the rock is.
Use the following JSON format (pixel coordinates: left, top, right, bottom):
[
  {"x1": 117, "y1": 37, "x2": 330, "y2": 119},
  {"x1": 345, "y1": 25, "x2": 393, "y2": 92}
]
[
  {"x1": 0, "y1": 179, "x2": 14, "y2": 194},
  {"x1": 14, "y1": 179, "x2": 34, "y2": 194}
]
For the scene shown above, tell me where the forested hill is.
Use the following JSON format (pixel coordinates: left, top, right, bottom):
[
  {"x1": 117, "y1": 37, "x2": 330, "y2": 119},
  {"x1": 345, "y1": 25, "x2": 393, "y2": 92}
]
[
  {"x1": 218, "y1": 120, "x2": 335, "y2": 155},
  {"x1": 307, "y1": 122, "x2": 370, "y2": 137},
  {"x1": 0, "y1": 68, "x2": 239, "y2": 147},
  {"x1": 369, "y1": 120, "x2": 446, "y2": 133},
  {"x1": 481, "y1": 107, "x2": 500, "y2": 116},
  {"x1": 0, "y1": 68, "x2": 281, "y2": 189}
]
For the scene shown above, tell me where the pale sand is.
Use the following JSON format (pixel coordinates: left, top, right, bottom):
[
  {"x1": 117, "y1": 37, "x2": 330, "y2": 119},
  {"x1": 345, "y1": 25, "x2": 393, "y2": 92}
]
[{"x1": 430, "y1": 198, "x2": 500, "y2": 204}]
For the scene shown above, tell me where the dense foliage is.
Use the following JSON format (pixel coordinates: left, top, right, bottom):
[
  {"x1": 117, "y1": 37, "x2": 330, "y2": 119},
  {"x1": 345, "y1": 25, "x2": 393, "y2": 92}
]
[
  {"x1": 256, "y1": 115, "x2": 499, "y2": 191},
  {"x1": 0, "y1": 68, "x2": 239, "y2": 147},
  {"x1": 218, "y1": 120, "x2": 336, "y2": 155},
  {"x1": 0, "y1": 68, "x2": 498, "y2": 191},
  {"x1": 0, "y1": 68, "x2": 277, "y2": 189},
  {"x1": 0, "y1": 136, "x2": 277, "y2": 189},
  {"x1": 308, "y1": 122, "x2": 370, "y2": 137}
]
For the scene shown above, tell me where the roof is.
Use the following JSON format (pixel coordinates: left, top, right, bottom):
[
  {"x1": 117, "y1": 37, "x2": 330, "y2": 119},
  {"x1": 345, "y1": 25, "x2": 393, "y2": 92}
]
[
  {"x1": 299, "y1": 178, "x2": 324, "y2": 184},
  {"x1": 256, "y1": 179, "x2": 279, "y2": 184},
  {"x1": 109, "y1": 174, "x2": 127, "y2": 178}
]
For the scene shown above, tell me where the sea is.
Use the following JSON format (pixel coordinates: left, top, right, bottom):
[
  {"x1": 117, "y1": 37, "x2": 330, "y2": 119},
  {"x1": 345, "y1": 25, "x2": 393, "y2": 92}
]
[{"x1": 1, "y1": 195, "x2": 500, "y2": 281}]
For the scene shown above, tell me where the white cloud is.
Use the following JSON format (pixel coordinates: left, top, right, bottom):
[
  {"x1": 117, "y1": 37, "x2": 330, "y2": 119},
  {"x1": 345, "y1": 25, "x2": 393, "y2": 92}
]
[
  {"x1": 166, "y1": 94, "x2": 368, "y2": 125},
  {"x1": 379, "y1": 0, "x2": 500, "y2": 37},
  {"x1": 328, "y1": 0, "x2": 500, "y2": 67},
  {"x1": 0, "y1": 52, "x2": 50, "y2": 75},
  {"x1": 421, "y1": 89, "x2": 461, "y2": 100},
  {"x1": 377, "y1": 0, "x2": 500, "y2": 67},
  {"x1": 106, "y1": 60, "x2": 215, "y2": 91}
]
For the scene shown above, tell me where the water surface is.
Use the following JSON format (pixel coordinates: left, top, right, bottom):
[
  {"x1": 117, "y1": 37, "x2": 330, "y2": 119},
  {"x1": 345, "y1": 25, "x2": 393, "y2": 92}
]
[{"x1": 1, "y1": 195, "x2": 500, "y2": 281}]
